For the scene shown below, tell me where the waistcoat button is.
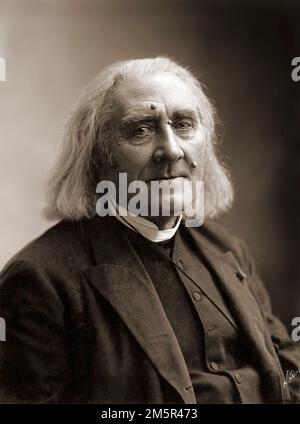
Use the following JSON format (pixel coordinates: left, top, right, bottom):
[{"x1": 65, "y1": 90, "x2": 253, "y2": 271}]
[
  {"x1": 234, "y1": 373, "x2": 243, "y2": 384},
  {"x1": 192, "y1": 291, "x2": 203, "y2": 301},
  {"x1": 210, "y1": 361, "x2": 220, "y2": 371}
]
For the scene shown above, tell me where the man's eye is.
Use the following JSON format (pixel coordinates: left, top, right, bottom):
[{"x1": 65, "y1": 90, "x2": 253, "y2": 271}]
[
  {"x1": 174, "y1": 120, "x2": 193, "y2": 130},
  {"x1": 133, "y1": 126, "x2": 153, "y2": 137}
]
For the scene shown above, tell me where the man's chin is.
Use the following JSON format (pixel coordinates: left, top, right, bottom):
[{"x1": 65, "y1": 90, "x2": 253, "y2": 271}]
[{"x1": 149, "y1": 193, "x2": 192, "y2": 217}]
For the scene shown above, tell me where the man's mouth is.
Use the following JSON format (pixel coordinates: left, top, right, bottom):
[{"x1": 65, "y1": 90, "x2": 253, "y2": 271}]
[{"x1": 146, "y1": 176, "x2": 186, "y2": 183}]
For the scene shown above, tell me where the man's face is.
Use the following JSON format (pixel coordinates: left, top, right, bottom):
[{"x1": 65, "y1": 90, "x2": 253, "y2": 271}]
[{"x1": 105, "y1": 71, "x2": 206, "y2": 222}]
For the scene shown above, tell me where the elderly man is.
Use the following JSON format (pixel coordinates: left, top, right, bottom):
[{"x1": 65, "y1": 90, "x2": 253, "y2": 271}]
[{"x1": 0, "y1": 57, "x2": 299, "y2": 404}]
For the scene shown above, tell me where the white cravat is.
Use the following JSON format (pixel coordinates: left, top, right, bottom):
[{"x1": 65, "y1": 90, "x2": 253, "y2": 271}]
[{"x1": 107, "y1": 193, "x2": 182, "y2": 243}]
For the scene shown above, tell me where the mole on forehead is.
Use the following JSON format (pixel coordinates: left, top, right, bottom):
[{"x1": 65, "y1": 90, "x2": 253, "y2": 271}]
[{"x1": 123, "y1": 100, "x2": 165, "y2": 112}]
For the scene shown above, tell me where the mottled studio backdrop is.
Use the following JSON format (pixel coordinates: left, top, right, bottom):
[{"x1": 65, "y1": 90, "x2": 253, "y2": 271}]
[{"x1": 0, "y1": 0, "x2": 299, "y2": 328}]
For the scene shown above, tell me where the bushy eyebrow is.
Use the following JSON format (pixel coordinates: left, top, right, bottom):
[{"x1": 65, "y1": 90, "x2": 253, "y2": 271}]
[
  {"x1": 172, "y1": 109, "x2": 199, "y2": 122},
  {"x1": 120, "y1": 113, "x2": 156, "y2": 129},
  {"x1": 120, "y1": 108, "x2": 199, "y2": 129}
]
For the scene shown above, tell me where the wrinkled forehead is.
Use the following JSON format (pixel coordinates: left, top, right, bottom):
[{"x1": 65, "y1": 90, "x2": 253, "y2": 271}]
[{"x1": 111, "y1": 72, "x2": 199, "y2": 118}]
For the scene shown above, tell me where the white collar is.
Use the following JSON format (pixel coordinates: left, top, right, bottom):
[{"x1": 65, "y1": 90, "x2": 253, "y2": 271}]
[{"x1": 107, "y1": 193, "x2": 182, "y2": 243}]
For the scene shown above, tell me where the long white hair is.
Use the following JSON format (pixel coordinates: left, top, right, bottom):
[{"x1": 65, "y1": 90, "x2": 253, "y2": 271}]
[{"x1": 44, "y1": 57, "x2": 233, "y2": 220}]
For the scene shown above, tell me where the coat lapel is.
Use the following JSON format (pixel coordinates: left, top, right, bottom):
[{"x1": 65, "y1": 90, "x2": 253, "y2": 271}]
[
  {"x1": 173, "y1": 229, "x2": 238, "y2": 330},
  {"x1": 187, "y1": 226, "x2": 284, "y2": 399},
  {"x1": 82, "y1": 216, "x2": 196, "y2": 404}
]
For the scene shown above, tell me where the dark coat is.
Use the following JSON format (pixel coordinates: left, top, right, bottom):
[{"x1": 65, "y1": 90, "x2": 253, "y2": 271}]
[{"x1": 0, "y1": 216, "x2": 299, "y2": 403}]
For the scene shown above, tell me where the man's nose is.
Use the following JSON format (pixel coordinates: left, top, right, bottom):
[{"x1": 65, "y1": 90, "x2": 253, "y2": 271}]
[{"x1": 153, "y1": 125, "x2": 184, "y2": 163}]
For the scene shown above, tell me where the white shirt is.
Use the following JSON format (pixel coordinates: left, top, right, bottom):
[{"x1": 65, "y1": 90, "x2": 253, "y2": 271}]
[{"x1": 107, "y1": 193, "x2": 182, "y2": 243}]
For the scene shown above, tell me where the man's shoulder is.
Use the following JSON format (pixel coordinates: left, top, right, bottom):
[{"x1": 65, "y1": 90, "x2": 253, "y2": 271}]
[
  {"x1": 1, "y1": 218, "x2": 92, "y2": 277},
  {"x1": 191, "y1": 219, "x2": 249, "y2": 261}
]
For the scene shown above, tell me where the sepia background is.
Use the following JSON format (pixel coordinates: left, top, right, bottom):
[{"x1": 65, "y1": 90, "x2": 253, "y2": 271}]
[{"x1": 0, "y1": 0, "x2": 299, "y2": 328}]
